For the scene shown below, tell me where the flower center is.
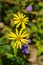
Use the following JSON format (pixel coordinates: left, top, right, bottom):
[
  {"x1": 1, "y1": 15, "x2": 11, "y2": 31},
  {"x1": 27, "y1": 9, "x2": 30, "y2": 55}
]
[
  {"x1": 20, "y1": 17, "x2": 24, "y2": 23},
  {"x1": 16, "y1": 35, "x2": 21, "y2": 41}
]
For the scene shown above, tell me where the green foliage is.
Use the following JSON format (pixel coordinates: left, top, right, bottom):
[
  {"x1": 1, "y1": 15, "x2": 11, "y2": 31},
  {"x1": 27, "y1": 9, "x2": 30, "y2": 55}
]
[
  {"x1": 0, "y1": 58, "x2": 2, "y2": 65},
  {"x1": 0, "y1": 0, "x2": 43, "y2": 65},
  {"x1": 38, "y1": 2, "x2": 43, "y2": 7}
]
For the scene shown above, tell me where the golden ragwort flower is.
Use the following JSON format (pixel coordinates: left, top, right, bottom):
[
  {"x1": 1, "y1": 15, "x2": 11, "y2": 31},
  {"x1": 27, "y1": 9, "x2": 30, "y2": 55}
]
[
  {"x1": 13, "y1": 12, "x2": 29, "y2": 29},
  {"x1": 8, "y1": 28, "x2": 28, "y2": 48}
]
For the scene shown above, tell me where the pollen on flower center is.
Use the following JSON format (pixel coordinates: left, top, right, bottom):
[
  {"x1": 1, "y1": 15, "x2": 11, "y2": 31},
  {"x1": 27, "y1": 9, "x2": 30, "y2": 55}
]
[
  {"x1": 16, "y1": 35, "x2": 21, "y2": 41},
  {"x1": 20, "y1": 18, "x2": 24, "y2": 22}
]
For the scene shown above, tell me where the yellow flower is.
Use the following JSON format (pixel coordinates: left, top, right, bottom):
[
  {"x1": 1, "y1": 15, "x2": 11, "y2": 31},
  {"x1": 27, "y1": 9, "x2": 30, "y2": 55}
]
[
  {"x1": 13, "y1": 12, "x2": 29, "y2": 29},
  {"x1": 8, "y1": 28, "x2": 28, "y2": 48}
]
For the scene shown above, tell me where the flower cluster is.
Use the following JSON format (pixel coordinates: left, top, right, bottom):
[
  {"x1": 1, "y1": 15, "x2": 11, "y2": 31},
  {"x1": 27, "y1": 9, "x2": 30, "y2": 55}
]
[{"x1": 8, "y1": 12, "x2": 29, "y2": 54}]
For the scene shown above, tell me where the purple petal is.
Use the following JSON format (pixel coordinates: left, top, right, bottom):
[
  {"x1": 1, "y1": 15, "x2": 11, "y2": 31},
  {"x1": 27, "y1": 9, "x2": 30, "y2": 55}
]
[
  {"x1": 22, "y1": 44, "x2": 29, "y2": 54},
  {"x1": 26, "y1": 39, "x2": 32, "y2": 44},
  {"x1": 24, "y1": 49, "x2": 29, "y2": 54},
  {"x1": 28, "y1": 39, "x2": 32, "y2": 44},
  {"x1": 22, "y1": 49, "x2": 29, "y2": 54},
  {"x1": 26, "y1": 6, "x2": 33, "y2": 12},
  {"x1": 22, "y1": 44, "x2": 28, "y2": 50}
]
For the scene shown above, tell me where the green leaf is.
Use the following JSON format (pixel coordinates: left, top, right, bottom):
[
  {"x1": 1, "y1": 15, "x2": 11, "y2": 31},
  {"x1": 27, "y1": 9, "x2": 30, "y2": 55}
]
[
  {"x1": 30, "y1": 2, "x2": 34, "y2": 6},
  {"x1": 0, "y1": 45, "x2": 12, "y2": 55},
  {"x1": 11, "y1": 41, "x2": 17, "y2": 56},
  {"x1": 31, "y1": 26, "x2": 37, "y2": 32},
  {"x1": 0, "y1": 58, "x2": 2, "y2": 65},
  {"x1": 37, "y1": 17, "x2": 41, "y2": 22},
  {"x1": 39, "y1": 29, "x2": 43, "y2": 34},
  {"x1": 14, "y1": 0, "x2": 20, "y2": 4},
  {"x1": 0, "y1": 38, "x2": 7, "y2": 45},
  {"x1": 41, "y1": 9, "x2": 43, "y2": 14},
  {"x1": 7, "y1": 53, "x2": 14, "y2": 59},
  {"x1": 38, "y1": 2, "x2": 43, "y2": 7},
  {"x1": 36, "y1": 40, "x2": 43, "y2": 55},
  {"x1": 35, "y1": 41, "x2": 40, "y2": 48},
  {"x1": 37, "y1": 46, "x2": 43, "y2": 55}
]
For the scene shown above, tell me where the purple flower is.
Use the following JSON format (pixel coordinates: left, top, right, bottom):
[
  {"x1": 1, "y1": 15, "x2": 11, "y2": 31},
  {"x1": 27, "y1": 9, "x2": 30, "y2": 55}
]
[
  {"x1": 26, "y1": 6, "x2": 33, "y2": 12},
  {"x1": 22, "y1": 44, "x2": 29, "y2": 54},
  {"x1": 27, "y1": 39, "x2": 32, "y2": 44}
]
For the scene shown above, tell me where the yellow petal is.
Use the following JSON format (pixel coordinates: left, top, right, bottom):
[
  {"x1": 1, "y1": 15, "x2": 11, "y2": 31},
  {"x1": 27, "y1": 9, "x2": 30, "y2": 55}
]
[
  {"x1": 22, "y1": 23, "x2": 26, "y2": 29},
  {"x1": 8, "y1": 33, "x2": 16, "y2": 38},
  {"x1": 21, "y1": 13, "x2": 23, "y2": 17},
  {"x1": 17, "y1": 41, "x2": 22, "y2": 49},
  {"x1": 19, "y1": 28, "x2": 23, "y2": 35},
  {"x1": 16, "y1": 22, "x2": 21, "y2": 28},
  {"x1": 13, "y1": 17, "x2": 19, "y2": 20},
  {"x1": 13, "y1": 17, "x2": 19, "y2": 21},
  {"x1": 18, "y1": 12, "x2": 20, "y2": 17},
  {"x1": 24, "y1": 17, "x2": 28, "y2": 20},
  {"x1": 13, "y1": 41, "x2": 17, "y2": 48},
  {"x1": 23, "y1": 15, "x2": 26, "y2": 17},
  {"x1": 10, "y1": 32, "x2": 16, "y2": 37},
  {"x1": 13, "y1": 14, "x2": 18, "y2": 18},
  {"x1": 14, "y1": 21, "x2": 19, "y2": 24},
  {"x1": 8, "y1": 38, "x2": 15, "y2": 40},
  {"x1": 16, "y1": 29, "x2": 18, "y2": 35},
  {"x1": 22, "y1": 34, "x2": 28, "y2": 37},
  {"x1": 21, "y1": 31, "x2": 27, "y2": 36},
  {"x1": 20, "y1": 43, "x2": 22, "y2": 49},
  {"x1": 21, "y1": 39, "x2": 28, "y2": 44}
]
